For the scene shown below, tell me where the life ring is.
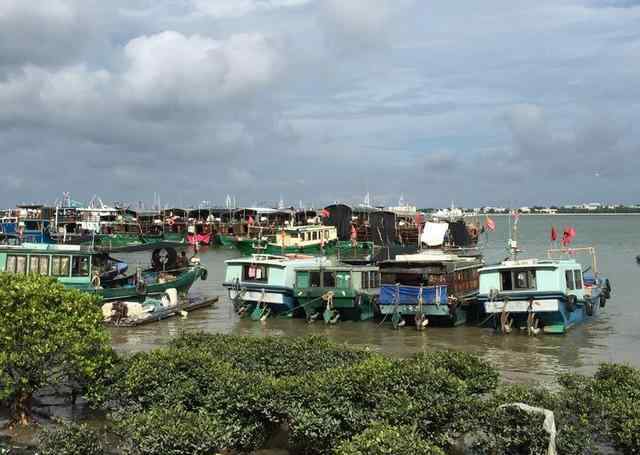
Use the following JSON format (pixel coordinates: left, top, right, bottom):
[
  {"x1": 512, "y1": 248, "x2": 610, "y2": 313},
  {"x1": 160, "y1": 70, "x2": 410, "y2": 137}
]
[
  {"x1": 91, "y1": 273, "x2": 101, "y2": 289},
  {"x1": 584, "y1": 297, "x2": 594, "y2": 316},
  {"x1": 200, "y1": 268, "x2": 208, "y2": 281},
  {"x1": 566, "y1": 294, "x2": 577, "y2": 313},
  {"x1": 136, "y1": 280, "x2": 146, "y2": 295}
]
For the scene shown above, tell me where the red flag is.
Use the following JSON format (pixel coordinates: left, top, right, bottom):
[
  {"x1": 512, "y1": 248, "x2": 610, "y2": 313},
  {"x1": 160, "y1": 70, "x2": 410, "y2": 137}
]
[
  {"x1": 247, "y1": 216, "x2": 254, "y2": 225},
  {"x1": 562, "y1": 226, "x2": 576, "y2": 246},
  {"x1": 551, "y1": 226, "x2": 557, "y2": 242},
  {"x1": 320, "y1": 208, "x2": 330, "y2": 218},
  {"x1": 350, "y1": 225, "x2": 357, "y2": 240},
  {"x1": 484, "y1": 216, "x2": 496, "y2": 232},
  {"x1": 415, "y1": 212, "x2": 425, "y2": 226}
]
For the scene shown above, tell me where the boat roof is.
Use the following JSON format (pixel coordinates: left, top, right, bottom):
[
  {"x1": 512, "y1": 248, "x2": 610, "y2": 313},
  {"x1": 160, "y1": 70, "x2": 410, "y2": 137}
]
[
  {"x1": 381, "y1": 249, "x2": 480, "y2": 265},
  {"x1": 479, "y1": 257, "x2": 581, "y2": 272},
  {"x1": 282, "y1": 225, "x2": 336, "y2": 232},
  {"x1": 225, "y1": 254, "x2": 331, "y2": 267},
  {"x1": 294, "y1": 263, "x2": 378, "y2": 272},
  {"x1": 0, "y1": 243, "x2": 96, "y2": 254}
]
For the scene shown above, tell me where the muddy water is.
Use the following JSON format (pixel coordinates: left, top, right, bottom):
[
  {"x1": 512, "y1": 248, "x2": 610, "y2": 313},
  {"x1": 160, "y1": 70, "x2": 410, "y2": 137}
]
[{"x1": 106, "y1": 215, "x2": 640, "y2": 385}]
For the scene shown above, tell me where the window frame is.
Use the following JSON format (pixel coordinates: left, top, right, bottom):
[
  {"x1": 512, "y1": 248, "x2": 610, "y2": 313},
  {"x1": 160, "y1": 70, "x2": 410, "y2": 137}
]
[
  {"x1": 565, "y1": 270, "x2": 575, "y2": 291},
  {"x1": 500, "y1": 269, "x2": 537, "y2": 291}
]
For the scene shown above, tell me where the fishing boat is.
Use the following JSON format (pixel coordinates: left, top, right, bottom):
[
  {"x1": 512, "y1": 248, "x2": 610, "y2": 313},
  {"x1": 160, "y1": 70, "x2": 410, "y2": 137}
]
[
  {"x1": 294, "y1": 263, "x2": 380, "y2": 323},
  {"x1": 223, "y1": 254, "x2": 331, "y2": 320},
  {"x1": 102, "y1": 288, "x2": 218, "y2": 326},
  {"x1": 0, "y1": 243, "x2": 207, "y2": 301},
  {"x1": 378, "y1": 250, "x2": 483, "y2": 328},
  {"x1": 478, "y1": 247, "x2": 611, "y2": 335},
  {"x1": 235, "y1": 225, "x2": 338, "y2": 255}
]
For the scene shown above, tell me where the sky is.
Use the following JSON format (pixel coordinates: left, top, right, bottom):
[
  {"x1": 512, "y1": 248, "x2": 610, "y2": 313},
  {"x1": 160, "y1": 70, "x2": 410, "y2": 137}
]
[{"x1": 1, "y1": 0, "x2": 639, "y2": 209}]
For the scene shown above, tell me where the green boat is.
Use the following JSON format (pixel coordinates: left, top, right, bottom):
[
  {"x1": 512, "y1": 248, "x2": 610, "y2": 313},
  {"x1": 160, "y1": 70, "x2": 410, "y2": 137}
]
[
  {"x1": 86, "y1": 231, "x2": 185, "y2": 250},
  {"x1": 235, "y1": 225, "x2": 374, "y2": 258},
  {"x1": 0, "y1": 243, "x2": 206, "y2": 301},
  {"x1": 294, "y1": 263, "x2": 380, "y2": 322},
  {"x1": 215, "y1": 233, "x2": 237, "y2": 247}
]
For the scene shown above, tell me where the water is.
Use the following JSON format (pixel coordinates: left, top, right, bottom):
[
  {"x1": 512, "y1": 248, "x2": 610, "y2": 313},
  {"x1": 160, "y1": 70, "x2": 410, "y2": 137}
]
[{"x1": 108, "y1": 215, "x2": 640, "y2": 384}]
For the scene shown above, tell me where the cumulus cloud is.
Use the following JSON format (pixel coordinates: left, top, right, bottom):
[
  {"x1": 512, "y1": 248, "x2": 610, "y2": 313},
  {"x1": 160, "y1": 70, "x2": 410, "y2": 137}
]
[{"x1": 121, "y1": 31, "x2": 283, "y2": 112}]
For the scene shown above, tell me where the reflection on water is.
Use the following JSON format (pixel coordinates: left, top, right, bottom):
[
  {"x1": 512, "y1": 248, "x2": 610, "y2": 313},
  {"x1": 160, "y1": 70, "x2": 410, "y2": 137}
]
[{"x1": 109, "y1": 215, "x2": 640, "y2": 383}]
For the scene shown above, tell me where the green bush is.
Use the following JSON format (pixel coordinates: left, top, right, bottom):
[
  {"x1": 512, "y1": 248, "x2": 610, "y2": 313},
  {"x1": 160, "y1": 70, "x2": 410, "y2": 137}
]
[
  {"x1": 117, "y1": 405, "x2": 265, "y2": 455},
  {"x1": 333, "y1": 423, "x2": 445, "y2": 455},
  {"x1": 472, "y1": 405, "x2": 550, "y2": 455},
  {"x1": 39, "y1": 420, "x2": 104, "y2": 455},
  {"x1": 412, "y1": 351, "x2": 499, "y2": 394},
  {"x1": 167, "y1": 333, "x2": 373, "y2": 377}
]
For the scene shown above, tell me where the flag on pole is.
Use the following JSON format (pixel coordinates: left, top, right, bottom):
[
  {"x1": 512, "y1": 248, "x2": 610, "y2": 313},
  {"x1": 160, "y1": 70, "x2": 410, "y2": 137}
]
[
  {"x1": 320, "y1": 208, "x2": 330, "y2": 218},
  {"x1": 484, "y1": 216, "x2": 496, "y2": 232},
  {"x1": 551, "y1": 226, "x2": 557, "y2": 242},
  {"x1": 247, "y1": 216, "x2": 254, "y2": 225},
  {"x1": 562, "y1": 226, "x2": 576, "y2": 246}
]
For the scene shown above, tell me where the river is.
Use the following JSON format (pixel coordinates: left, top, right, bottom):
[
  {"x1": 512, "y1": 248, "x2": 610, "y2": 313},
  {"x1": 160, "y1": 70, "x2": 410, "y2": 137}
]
[{"x1": 108, "y1": 215, "x2": 640, "y2": 386}]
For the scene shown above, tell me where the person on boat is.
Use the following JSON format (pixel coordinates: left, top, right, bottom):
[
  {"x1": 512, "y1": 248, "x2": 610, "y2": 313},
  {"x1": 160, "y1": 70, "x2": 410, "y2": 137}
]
[{"x1": 176, "y1": 251, "x2": 189, "y2": 269}]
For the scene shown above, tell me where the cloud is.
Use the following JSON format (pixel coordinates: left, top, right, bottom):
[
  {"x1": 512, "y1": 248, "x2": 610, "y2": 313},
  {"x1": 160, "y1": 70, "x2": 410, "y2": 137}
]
[
  {"x1": 121, "y1": 31, "x2": 283, "y2": 112},
  {"x1": 193, "y1": 0, "x2": 312, "y2": 18}
]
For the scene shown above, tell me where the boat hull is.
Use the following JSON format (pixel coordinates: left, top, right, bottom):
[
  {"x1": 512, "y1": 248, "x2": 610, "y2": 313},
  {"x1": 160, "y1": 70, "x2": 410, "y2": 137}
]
[
  {"x1": 235, "y1": 239, "x2": 373, "y2": 257},
  {"x1": 480, "y1": 291, "x2": 605, "y2": 334},
  {"x1": 224, "y1": 283, "x2": 297, "y2": 318},
  {"x1": 216, "y1": 234, "x2": 237, "y2": 247},
  {"x1": 295, "y1": 288, "x2": 376, "y2": 322},
  {"x1": 378, "y1": 284, "x2": 467, "y2": 326},
  {"x1": 78, "y1": 266, "x2": 206, "y2": 302}
]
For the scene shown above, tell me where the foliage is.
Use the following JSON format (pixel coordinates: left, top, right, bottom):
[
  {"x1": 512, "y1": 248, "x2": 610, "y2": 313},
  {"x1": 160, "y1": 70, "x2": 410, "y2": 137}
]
[
  {"x1": 0, "y1": 273, "x2": 113, "y2": 425},
  {"x1": 333, "y1": 422, "x2": 445, "y2": 455},
  {"x1": 411, "y1": 351, "x2": 499, "y2": 394},
  {"x1": 116, "y1": 405, "x2": 265, "y2": 455},
  {"x1": 167, "y1": 332, "x2": 373, "y2": 377},
  {"x1": 472, "y1": 405, "x2": 550, "y2": 455},
  {"x1": 39, "y1": 420, "x2": 104, "y2": 455}
]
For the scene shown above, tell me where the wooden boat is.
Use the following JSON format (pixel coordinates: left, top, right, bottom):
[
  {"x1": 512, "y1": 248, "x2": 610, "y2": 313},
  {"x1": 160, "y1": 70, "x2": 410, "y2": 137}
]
[
  {"x1": 223, "y1": 254, "x2": 331, "y2": 319},
  {"x1": 0, "y1": 243, "x2": 207, "y2": 301},
  {"x1": 294, "y1": 263, "x2": 380, "y2": 322},
  {"x1": 378, "y1": 250, "x2": 483, "y2": 328},
  {"x1": 235, "y1": 225, "x2": 338, "y2": 255},
  {"x1": 478, "y1": 247, "x2": 611, "y2": 334},
  {"x1": 102, "y1": 289, "x2": 218, "y2": 327}
]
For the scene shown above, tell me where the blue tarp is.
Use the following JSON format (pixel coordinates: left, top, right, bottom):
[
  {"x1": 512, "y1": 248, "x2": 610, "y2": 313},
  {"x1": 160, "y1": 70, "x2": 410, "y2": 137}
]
[{"x1": 379, "y1": 284, "x2": 448, "y2": 305}]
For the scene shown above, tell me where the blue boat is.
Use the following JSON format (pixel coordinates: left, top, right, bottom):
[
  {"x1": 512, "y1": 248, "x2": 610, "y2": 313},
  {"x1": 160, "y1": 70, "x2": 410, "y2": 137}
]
[
  {"x1": 478, "y1": 245, "x2": 611, "y2": 334},
  {"x1": 378, "y1": 250, "x2": 484, "y2": 328},
  {"x1": 223, "y1": 254, "x2": 331, "y2": 320}
]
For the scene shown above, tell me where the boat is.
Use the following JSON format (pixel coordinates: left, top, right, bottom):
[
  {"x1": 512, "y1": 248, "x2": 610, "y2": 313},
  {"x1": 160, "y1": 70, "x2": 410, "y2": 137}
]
[
  {"x1": 216, "y1": 233, "x2": 237, "y2": 247},
  {"x1": 235, "y1": 225, "x2": 339, "y2": 255},
  {"x1": 0, "y1": 243, "x2": 207, "y2": 301},
  {"x1": 223, "y1": 254, "x2": 331, "y2": 319},
  {"x1": 293, "y1": 263, "x2": 380, "y2": 323},
  {"x1": 102, "y1": 288, "x2": 218, "y2": 326},
  {"x1": 378, "y1": 250, "x2": 483, "y2": 328},
  {"x1": 478, "y1": 247, "x2": 611, "y2": 334}
]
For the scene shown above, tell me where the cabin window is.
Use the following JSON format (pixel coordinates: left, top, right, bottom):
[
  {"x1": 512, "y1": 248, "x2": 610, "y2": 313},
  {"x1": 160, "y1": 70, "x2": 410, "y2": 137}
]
[
  {"x1": 243, "y1": 264, "x2": 267, "y2": 282},
  {"x1": 574, "y1": 270, "x2": 582, "y2": 289},
  {"x1": 336, "y1": 271, "x2": 350, "y2": 289},
  {"x1": 362, "y1": 272, "x2": 370, "y2": 289},
  {"x1": 51, "y1": 256, "x2": 71, "y2": 277},
  {"x1": 565, "y1": 270, "x2": 575, "y2": 290},
  {"x1": 296, "y1": 271, "x2": 309, "y2": 288},
  {"x1": 310, "y1": 271, "x2": 321, "y2": 287},
  {"x1": 323, "y1": 271, "x2": 336, "y2": 288},
  {"x1": 324, "y1": 230, "x2": 330, "y2": 240},
  {"x1": 501, "y1": 270, "x2": 537, "y2": 291},
  {"x1": 370, "y1": 271, "x2": 379, "y2": 288},
  {"x1": 29, "y1": 256, "x2": 49, "y2": 275},
  {"x1": 312, "y1": 231, "x2": 318, "y2": 241},
  {"x1": 72, "y1": 256, "x2": 90, "y2": 277},
  {"x1": 5, "y1": 255, "x2": 27, "y2": 274}
]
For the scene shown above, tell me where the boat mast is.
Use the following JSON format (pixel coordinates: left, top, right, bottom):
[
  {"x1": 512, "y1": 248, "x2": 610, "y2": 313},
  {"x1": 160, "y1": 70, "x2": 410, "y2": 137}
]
[{"x1": 508, "y1": 210, "x2": 519, "y2": 260}]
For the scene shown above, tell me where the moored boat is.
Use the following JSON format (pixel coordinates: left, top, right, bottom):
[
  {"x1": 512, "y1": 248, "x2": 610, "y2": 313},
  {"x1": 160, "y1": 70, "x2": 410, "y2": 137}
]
[
  {"x1": 223, "y1": 254, "x2": 331, "y2": 320},
  {"x1": 294, "y1": 263, "x2": 380, "y2": 323},
  {"x1": 378, "y1": 250, "x2": 483, "y2": 328},
  {"x1": 0, "y1": 243, "x2": 207, "y2": 301},
  {"x1": 478, "y1": 247, "x2": 611, "y2": 334}
]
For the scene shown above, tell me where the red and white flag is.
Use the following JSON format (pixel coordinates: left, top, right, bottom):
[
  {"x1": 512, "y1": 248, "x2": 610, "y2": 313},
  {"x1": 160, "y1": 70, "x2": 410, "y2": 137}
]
[
  {"x1": 320, "y1": 208, "x2": 330, "y2": 218},
  {"x1": 551, "y1": 226, "x2": 557, "y2": 242}
]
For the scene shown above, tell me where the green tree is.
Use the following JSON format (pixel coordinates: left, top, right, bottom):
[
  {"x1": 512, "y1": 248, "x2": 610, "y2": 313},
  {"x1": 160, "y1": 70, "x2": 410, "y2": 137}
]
[{"x1": 0, "y1": 273, "x2": 113, "y2": 425}]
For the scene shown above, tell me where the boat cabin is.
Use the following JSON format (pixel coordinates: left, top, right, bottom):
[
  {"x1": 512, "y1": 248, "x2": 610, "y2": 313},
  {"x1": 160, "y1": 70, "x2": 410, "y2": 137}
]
[
  {"x1": 295, "y1": 264, "x2": 380, "y2": 291},
  {"x1": 272, "y1": 225, "x2": 338, "y2": 248}
]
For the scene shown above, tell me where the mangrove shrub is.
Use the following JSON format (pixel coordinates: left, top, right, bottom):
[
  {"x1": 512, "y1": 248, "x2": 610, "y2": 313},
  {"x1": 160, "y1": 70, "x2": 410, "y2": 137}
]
[{"x1": 0, "y1": 273, "x2": 113, "y2": 425}]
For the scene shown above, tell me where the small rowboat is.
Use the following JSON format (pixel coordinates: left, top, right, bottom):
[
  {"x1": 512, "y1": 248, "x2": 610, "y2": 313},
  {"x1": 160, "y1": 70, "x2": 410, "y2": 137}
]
[{"x1": 102, "y1": 288, "x2": 218, "y2": 327}]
